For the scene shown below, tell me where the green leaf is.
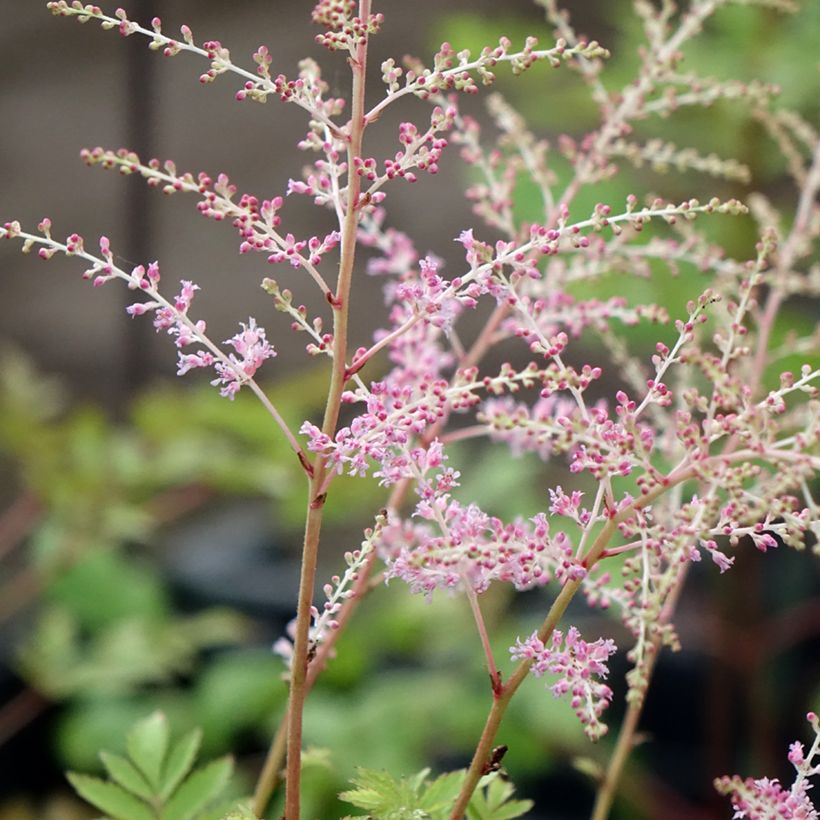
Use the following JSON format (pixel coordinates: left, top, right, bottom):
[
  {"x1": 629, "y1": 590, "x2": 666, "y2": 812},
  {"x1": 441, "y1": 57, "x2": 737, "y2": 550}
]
[
  {"x1": 162, "y1": 756, "x2": 234, "y2": 820},
  {"x1": 339, "y1": 768, "x2": 408, "y2": 813},
  {"x1": 417, "y1": 770, "x2": 464, "y2": 813},
  {"x1": 340, "y1": 767, "x2": 443, "y2": 818},
  {"x1": 100, "y1": 751, "x2": 154, "y2": 801},
  {"x1": 66, "y1": 773, "x2": 155, "y2": 820},
  {"x1": 127, "y1": 711, "x2": 170, "y2": 789},
  {"x1": 466, "y1": 774, "x2": 533, "y2": 820},
  {"x1": 159, "y1": 728, "x2": 203, "y2": 802}
]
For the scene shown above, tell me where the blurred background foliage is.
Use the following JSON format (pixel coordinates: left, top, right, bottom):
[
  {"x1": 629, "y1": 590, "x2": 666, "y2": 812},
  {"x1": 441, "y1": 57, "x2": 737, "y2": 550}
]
[{"x1": 0, "y1": 0, "x2": 818, "y2": 818}]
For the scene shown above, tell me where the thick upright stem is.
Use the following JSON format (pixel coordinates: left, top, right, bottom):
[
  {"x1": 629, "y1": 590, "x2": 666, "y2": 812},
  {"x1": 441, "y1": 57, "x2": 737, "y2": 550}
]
[{"x1": 280, "y1": 8, "x2": 371, "y2": 818}]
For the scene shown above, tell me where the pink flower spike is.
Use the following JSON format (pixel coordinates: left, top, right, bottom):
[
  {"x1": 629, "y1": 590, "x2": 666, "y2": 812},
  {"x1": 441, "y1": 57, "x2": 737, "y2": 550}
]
[
  {"x1": 511, "y1": 627, "x2": 616, "y2": 741},
  {"x1": 208, "y1": 318, "x2": 276, "y2": 399}
]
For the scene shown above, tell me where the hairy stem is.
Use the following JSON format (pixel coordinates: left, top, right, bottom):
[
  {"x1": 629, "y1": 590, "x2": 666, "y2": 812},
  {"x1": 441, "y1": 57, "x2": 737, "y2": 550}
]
[
  {"x1": 252, "y1": 556, "x2": 384, "y2": 815},
  {"x1": 279, "y1": 6, "x2": 371, "y2": 817}
]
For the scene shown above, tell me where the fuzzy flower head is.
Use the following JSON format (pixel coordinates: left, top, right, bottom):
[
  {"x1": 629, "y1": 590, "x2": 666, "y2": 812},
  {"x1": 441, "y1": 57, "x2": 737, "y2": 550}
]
[
  {"x1": 211, "y1": 318, "x2": 276, "y2": 398},
  {"x1": 511, "y1": 627, "x2": 617, "y2": 741},
  {"x1": 716, "y1": 712, "x2": 820, "y2": 818}
]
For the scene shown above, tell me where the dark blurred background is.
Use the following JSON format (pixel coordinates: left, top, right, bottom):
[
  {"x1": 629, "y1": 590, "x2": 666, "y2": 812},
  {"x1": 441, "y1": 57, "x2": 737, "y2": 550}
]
[{"x1": 1, "y1": 1, "x2": 818, "y2": 818}]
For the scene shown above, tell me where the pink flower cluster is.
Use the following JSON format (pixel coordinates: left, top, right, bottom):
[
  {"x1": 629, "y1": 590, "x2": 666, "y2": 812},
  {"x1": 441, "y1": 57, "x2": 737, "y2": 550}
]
[
  {"x1": 480, "y1": 392, "x2": 653, "y2": 480},
  {"x1": 369, "y1": 435, "x2": 591, "y2": 598},
  {"x1": 211, "y1": 319, "x2": 276, "y2": 399},
  {"x1": 510, "y1": 627, "x2": 617, "y2": 741},
  {"x1": 311, "y1": 0, "x2": 384, "y2": 53},
  {"x1": 717, "y1": 777, "x2": 817, "y2": 819},
  {"x1": 716, "y1": 712, "x2": 820, "y2": 819},
  {"x1": 394, "y1": 255, "x2": 484, "y2": 332},
  {"x1": 31, "y1": 229, "x2": 278, "y2": 401},
  {"x1": 378, "y1": 504, "x2": 585, "y2": 597},
  {"x1": 121, "y1": 259, "x2": 275, "y2": 399}
]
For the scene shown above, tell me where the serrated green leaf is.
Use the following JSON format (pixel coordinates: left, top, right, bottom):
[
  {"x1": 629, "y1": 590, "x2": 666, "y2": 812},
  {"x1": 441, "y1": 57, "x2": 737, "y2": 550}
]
[
  {"x1": 161, "y1": 756, "x2": 233, "y2": 820},
  {"x1": 67, "y1": 773, "x2": 155, "y2": 820},
  {"x1": 339, "y1": 768, "x2": 405, "y2": 812},
  {"x1": 494, "y1": 799, "x2": 535, "y2": 820},
  {"x1": 340, "y1": 767, "x2": 443, "y2": 818},
  {"x1": 159, "y1": 728, "x2": 202, "y2": 802},
  {"x1": 467, "y1": 774, "x2": 533, "y2": 820},
  {"x1": 127, "y1": 711, "x2": 170, "y2": 789},
  {"x1": 99, "y1": 751, "x2": 154, "y2": 801},
  {"x1": 418, "y1": 770, "x2": 464, "y2": 813}
]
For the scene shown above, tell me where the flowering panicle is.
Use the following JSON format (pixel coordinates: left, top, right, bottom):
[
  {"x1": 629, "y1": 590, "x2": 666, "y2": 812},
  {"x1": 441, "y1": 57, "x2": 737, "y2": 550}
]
[
  {"x1": 80, "y1": 148, "x2": 337, "y2": 297},
  {"x1": 716, "y1": 712, "x2": 820, "y2": 819},
  {"x1": 378, "y1": 497, "x2": 586, "y2": 597},
  {"x1": 607, "y1": 137, "x2": 751, "y2": 183},
  {"x1": 301, "y1": 360, "x2": 566, "y2": 480},
  {"x1": 0, "y1": 223, "x2": 277, "y2": 402},
  {"x1": 7, "y1": 1, "x2": 820, "y2": 815},
  {"x1": 47, "y1": 2, "x2": 350, "y2": 137},
  {"x1": 357, "y1": 208, "x2": 420, "y2": 277},
  {"x1": 393, "y1": 36, "x2": 609, "y2": 105},
  {"x1": 311, "y1": 0, "x2": 383, "y2": 53},
  {"x1": 510, "y1": 628, "x2": 617, "y2": 741}
]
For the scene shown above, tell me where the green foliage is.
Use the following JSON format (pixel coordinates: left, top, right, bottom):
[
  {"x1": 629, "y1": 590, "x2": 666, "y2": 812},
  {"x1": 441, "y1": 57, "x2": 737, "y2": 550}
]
[
  {"x1": 339, "y1": 769, "x2": 532, "y2": 819},
  {"x1": 340, "y1": 767, "x2": 461, "y2": 819},
  {"x1": 465, "y1": 774, "x2": 534, "y2": 820},
  {"x1": 67, "y1": 711, "x2": 235, "y2": 820}
]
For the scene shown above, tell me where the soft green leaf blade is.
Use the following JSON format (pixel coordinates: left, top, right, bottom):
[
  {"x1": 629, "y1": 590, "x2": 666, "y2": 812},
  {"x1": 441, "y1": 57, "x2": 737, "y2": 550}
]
[
  {"x1": 159, "y1": 728, "x2": 202, "y2": 801},
  {"x1": 339, "y1": 767, "x2": 433, "y2": 816},
  {"x1": 161, "y1": 756, "x2": 233, "y2": 820},
  {"x1": 418, "y1": 770, "x2": 464, "y2": 812},
  {"x1": 127, "y1": 711, "x2": 170, "y2": 789},
  {"x1": 467, "y1": 774, "x2": 533, "y2": 820},
  {"x1": 100, "y1": 751, "x2": 154, "y2": 801},
  {"x1": 66, "y1": 773, "x2": 155, "y2": 820},
  {"x1": 484, "y1": 774, "x2": 514, "y2": 810},
  {"x1": 339, "y1": 768, "x2": 404, "y2": 812},
  {"x1": 488, "y1": 799, "x2": 535, "y2": 820}
]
